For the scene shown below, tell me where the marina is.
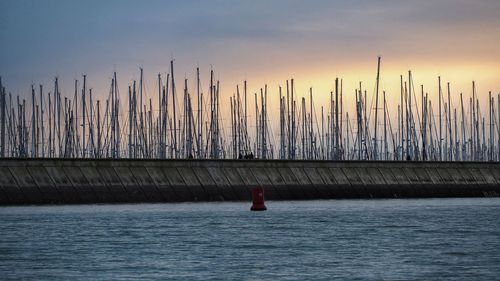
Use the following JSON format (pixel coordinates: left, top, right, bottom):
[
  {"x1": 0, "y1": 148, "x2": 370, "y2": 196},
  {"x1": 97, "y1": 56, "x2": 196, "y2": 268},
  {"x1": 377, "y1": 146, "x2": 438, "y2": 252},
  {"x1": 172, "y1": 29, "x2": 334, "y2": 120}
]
[
  {"x1": 2, "y1": 1, "x2": 500, "y2": 279},
  {"x1": 0, "y1": 58, "x2": 499, "y2": 162}
]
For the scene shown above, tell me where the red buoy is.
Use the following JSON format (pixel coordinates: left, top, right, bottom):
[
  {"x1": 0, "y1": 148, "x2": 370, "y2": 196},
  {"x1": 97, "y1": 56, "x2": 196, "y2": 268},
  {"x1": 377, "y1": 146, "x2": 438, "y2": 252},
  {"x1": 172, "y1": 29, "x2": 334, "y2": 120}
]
[{"x1": 251, "y1": 186, "x2": 267, "y2": 211}]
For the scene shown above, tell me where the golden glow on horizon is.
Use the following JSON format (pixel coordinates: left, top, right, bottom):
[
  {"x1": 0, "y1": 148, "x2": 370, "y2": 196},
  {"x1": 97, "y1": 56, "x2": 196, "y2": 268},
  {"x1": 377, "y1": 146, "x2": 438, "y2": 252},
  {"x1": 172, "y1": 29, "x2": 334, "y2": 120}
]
[
  {"x1": 221, "y1": 59, "x2": 499, "y2": 131},
  {"x1": 226, "y1": 60, "x2": 500, "y2": 116}
]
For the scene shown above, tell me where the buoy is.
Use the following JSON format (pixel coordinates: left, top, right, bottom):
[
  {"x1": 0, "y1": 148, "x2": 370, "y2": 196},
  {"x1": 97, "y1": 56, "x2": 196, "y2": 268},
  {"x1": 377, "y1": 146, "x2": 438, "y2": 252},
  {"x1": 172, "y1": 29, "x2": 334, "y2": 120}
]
[{"x1": 251, "y1": 186, "x2": 267, "y2": 211}]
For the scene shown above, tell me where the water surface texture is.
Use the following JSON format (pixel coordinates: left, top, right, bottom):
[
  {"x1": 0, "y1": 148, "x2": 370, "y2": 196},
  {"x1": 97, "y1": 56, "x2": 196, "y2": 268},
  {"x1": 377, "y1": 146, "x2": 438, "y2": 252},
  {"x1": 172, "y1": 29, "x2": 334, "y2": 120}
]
[{"x1": 1, "y1": 199, "x2": 499, "y2": 280}]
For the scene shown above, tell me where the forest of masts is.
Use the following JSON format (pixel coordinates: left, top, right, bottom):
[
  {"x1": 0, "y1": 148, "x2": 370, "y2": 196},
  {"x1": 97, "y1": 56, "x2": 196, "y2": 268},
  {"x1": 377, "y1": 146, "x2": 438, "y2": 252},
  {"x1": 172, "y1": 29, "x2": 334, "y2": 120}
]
[{"x1": 0, "y1": 57, "x2": 499, "y2": 162}]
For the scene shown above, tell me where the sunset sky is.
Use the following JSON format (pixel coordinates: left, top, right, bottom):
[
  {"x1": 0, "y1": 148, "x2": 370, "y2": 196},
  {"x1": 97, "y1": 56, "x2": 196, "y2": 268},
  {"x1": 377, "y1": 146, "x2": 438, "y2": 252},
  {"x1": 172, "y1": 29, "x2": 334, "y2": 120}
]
[{"x1": 1, "y1": 0, "x2": 499, "y2": 113}]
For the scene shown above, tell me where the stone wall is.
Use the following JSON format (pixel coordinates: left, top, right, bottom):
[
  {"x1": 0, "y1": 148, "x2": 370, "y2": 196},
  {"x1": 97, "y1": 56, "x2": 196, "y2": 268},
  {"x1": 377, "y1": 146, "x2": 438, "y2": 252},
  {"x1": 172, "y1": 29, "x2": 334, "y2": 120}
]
[{"x1": 0, "y1": 159, "x2": 499, "y2": 205}]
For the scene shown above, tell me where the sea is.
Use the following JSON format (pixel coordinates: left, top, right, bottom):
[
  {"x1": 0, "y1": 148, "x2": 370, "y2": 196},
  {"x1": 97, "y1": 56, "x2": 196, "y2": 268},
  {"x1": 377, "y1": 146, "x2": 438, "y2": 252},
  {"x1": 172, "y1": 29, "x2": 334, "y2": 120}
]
[{"x1": 1, "y1": 198, "x2": 499, "y2": 280}]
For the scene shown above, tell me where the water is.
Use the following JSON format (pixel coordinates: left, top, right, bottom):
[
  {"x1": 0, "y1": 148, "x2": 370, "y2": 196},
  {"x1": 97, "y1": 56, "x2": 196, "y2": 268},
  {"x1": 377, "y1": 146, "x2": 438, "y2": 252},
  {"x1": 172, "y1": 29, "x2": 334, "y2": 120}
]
[{"x1": 1, "y1": 199, "x2": 499, "y2": 280}]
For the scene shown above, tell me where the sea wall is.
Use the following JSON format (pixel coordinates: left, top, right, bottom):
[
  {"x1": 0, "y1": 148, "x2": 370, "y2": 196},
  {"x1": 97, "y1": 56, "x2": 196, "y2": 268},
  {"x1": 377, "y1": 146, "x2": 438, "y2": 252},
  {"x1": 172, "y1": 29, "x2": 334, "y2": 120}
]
[{"x1": 0, "y1": 159, "x2": 499, "y2": 205}]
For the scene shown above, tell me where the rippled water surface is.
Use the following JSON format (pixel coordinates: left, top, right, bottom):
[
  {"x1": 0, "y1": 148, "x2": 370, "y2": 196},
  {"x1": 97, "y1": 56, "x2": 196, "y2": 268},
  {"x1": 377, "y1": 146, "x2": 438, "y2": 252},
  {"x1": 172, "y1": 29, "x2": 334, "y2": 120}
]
[{"x1": 1, "y1": 198, "x2": 499, "y2": 280}]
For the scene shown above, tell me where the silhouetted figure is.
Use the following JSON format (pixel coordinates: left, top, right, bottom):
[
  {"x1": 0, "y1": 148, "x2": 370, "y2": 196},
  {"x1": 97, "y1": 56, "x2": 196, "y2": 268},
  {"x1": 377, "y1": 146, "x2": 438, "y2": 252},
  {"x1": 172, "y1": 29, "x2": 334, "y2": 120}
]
[
  {"x1": 238, "y1": 153, "x2": 243, "y2": 159},
  {"x1": 188, "y1": 153, "x2": 194, "y2": 159}
]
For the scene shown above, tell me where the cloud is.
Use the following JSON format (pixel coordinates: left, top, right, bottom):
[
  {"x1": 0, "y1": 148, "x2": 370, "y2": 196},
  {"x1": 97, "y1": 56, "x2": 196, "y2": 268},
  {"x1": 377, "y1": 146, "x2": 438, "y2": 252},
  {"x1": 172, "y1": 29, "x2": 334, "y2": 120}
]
[{"x1": 0, "y1": 0, "x2": 498, "y2": 97}]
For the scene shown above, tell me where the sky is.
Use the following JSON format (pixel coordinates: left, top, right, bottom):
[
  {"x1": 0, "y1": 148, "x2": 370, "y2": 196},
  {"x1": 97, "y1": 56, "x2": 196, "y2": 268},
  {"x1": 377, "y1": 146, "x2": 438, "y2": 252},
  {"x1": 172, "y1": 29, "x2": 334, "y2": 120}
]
[{"x1": 1, "y1": 0, "x2": 499, "y2": 114}]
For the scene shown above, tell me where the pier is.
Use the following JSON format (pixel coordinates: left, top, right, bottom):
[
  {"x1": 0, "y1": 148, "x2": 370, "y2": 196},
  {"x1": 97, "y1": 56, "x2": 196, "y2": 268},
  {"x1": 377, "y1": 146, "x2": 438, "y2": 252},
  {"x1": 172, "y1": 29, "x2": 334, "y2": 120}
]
[{"x1": 0, "y1": 159, "x2": 498, "y2": 205}]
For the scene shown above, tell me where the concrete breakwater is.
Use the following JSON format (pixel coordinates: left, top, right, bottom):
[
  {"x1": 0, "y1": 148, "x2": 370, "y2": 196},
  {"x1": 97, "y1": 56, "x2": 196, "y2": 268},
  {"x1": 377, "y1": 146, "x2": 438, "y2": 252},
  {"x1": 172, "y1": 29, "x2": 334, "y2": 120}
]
[{"x1": 0, "y1": 159, "x2": 499, "y2": 205}]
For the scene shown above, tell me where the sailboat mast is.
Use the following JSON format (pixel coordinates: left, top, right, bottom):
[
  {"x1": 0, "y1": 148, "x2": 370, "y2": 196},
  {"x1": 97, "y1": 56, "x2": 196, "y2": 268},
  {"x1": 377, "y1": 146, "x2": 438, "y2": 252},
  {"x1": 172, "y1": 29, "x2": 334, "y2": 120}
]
[{"x1": 373, "y1": 56, "x2": 381, "y2": 160}]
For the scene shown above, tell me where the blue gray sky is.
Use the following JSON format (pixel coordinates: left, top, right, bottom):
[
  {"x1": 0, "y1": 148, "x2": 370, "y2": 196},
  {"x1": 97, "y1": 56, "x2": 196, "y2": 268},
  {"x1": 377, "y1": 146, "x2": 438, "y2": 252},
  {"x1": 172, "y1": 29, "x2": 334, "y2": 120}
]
[{"x1": 1, "y1": 0, "x2": 499, "y2": 102}]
